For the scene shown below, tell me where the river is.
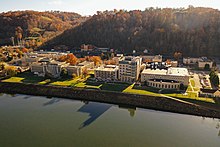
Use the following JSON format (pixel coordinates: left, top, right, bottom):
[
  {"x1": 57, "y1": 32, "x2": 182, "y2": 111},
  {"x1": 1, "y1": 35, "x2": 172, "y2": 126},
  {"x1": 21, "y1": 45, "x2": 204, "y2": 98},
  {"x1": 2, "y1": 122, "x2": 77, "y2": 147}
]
[{"x1": 0, "y1": 94, "x2": 219, "y2": 147}]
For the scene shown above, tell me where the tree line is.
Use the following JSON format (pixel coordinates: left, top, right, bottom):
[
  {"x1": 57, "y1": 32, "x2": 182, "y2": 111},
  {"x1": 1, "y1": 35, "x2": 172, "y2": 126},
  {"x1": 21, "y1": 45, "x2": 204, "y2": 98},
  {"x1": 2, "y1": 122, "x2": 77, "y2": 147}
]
[{"x1": 43, "y1": 6, "x2": 220, "y2": 57}]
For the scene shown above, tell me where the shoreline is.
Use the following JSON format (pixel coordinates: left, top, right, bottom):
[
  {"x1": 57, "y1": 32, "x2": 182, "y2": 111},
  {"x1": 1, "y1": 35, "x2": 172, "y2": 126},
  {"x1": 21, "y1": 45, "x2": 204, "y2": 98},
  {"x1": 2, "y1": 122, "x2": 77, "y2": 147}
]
[{"x1": 0, "y1": 82, "x2": 220, "y2": 119}]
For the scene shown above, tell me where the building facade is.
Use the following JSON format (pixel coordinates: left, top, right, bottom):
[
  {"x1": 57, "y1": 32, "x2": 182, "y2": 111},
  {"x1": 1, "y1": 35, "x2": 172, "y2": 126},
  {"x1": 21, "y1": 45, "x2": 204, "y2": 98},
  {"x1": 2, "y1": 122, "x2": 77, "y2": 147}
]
[
  {"x1": 141, "y1": 67, "x2": 189, "y2": 89},
  {"x1": 94, "y1": 65, "x2": 119, "y2": 81},
  {"x1": 119, "y1": 56, "x2": 142, "y2": 83},
  {"x1": 30, "y1": 60, "x2": 67, "y2": 78},
  {"x1": 66, "y1": 61, "x2": 94, "y2": 77}
]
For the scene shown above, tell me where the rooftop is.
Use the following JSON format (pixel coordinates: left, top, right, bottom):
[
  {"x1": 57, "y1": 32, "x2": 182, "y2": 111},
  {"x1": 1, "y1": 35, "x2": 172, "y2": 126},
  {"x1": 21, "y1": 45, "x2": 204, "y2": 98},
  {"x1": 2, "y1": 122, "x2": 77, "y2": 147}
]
[
  {"x1": 142, "y1": 67, "x2": 189, "y2": 76},
  {"x1": 167, "y1": 67, "x2": 189, "y2": 76},
  {"x1": 95, "y1": 65, "x2": 118, "y2": 72}
]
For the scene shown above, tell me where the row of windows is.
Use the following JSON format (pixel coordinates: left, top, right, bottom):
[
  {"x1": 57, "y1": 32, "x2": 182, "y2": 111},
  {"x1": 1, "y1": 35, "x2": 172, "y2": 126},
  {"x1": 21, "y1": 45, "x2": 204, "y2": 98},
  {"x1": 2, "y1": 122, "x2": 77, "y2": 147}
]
[{"x1": 148, "y1": 82, "x2": 180, "y2": 89}]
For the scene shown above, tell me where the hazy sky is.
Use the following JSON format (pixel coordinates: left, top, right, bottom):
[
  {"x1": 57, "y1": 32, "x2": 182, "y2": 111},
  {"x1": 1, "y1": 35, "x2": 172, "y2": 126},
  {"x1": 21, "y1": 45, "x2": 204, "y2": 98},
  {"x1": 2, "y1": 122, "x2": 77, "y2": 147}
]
[{"x1": 0, "y1": 0, "x2": 220, "y2": 15}]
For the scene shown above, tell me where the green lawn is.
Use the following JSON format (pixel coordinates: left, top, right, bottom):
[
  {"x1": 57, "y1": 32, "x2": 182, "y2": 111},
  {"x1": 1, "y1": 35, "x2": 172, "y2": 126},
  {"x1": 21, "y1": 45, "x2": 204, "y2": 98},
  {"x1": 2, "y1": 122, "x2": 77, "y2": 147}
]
[
  {"x1": 190, "y1": 79, "x2": 195, "y2": 87},
  {"x1": 123, "y1": 83, "x2": 161, "y2": 97},
  {"x1": 2, "y1": 77, "x2": 24, "y2": 83},
  {"x1": 51, "y1": 77, "x2": 83, "y2": 86},
  {"x1": 74, "y1": 82, "x2": 102, "y2": 89},
  {"x1": 2, "y1": 72, "x2": 45, "y2": 83},
  {"x1": 165, "y1": 93, "x2": 215, "y2": 103},
  {"x1": 100, "y1": 83, "x2": 130, "y2": 92}
]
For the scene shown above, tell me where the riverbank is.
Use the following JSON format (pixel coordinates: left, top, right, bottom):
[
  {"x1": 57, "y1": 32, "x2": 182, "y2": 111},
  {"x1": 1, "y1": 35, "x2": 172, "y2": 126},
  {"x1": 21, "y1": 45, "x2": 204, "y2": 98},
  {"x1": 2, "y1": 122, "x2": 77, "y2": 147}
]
[{"x1": 0, "y1": 82, "x2": 220, "y2": 119}]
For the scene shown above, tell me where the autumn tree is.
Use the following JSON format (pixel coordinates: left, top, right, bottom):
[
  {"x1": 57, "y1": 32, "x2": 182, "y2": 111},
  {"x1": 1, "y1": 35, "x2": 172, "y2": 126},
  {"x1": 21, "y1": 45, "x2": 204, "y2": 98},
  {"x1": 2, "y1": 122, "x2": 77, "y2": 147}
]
[
  {"x1": 82, "y1": 67, "x2": 88, "y2": 78},
  {"x1": 58, "y1": 53, "x2": 78, "y2": 65},
  {"x1": 4, "y1": 66, "x2": 17, "y2": 77},
  {"x1": 89, "y1": 56, "x2": 102, "y2": 66},
  {"x1": 173, "y1": 52, "x2": 182, "y2": 61},
  {"x1": 0, "y1": 62, "x2": 5, "y2": 71},
  {"x1": 15, "y1": 26, "x2": 23, "y2": 46},
  {"x1": 22, "y1": 48, "x2": 29, "y2": 53}
]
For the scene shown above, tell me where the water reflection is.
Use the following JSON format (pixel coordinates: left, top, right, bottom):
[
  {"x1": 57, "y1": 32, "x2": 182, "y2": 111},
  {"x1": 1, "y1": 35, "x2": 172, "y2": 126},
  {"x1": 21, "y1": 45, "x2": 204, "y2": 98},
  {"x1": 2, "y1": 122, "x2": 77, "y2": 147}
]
[
  {"x1": 119, "y1": 105, "x2": 136, "y2": 117},
  {"x1": 43, "y1": 98, "x2": 61, "y2": 106},
  {"x1": 23, "y1": 95, "x2": 32, "y2": 99},
  {"x1": 77, "y1": 102, "x2": 111, "y2": 129}
]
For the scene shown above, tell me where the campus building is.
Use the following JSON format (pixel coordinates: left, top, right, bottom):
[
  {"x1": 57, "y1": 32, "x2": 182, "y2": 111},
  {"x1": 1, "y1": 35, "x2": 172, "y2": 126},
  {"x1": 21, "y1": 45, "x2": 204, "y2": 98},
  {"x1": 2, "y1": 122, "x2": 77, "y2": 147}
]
[
  {"x1": 94, "y1": 65, "x2": 119, "y2": 81},
  {"x1": 141, "y1": 67, "x2": 189, "y2": 89},
  {"x1": 30, "y1": 58, "x2": 68, "y2": 78},
  {"x1": 66, "y1": 61, "x2": 94, "y2": 77},
  {"x1": 142, "y1": 55, "x2": 162, "y2": 63},
  {"x1": 119, "y1": 56, "x2": 142, "y2": 83}
]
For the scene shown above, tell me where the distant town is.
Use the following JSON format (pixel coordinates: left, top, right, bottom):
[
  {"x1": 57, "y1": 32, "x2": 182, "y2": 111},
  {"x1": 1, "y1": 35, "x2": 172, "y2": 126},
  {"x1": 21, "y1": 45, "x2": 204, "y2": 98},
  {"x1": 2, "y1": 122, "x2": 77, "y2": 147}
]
[{"x1": 0, "y1": 44, "x2": 220, "y2": 103}]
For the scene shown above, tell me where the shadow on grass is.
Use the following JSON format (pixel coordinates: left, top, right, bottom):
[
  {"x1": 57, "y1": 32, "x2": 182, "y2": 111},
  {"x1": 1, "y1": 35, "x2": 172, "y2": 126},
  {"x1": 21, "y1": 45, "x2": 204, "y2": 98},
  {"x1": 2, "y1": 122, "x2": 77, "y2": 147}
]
[
  {"x1": 100, "y1": 83, "x2": 130, "y2": 92},
  {"x1": 17, "y1": 71, "x2": 46, "y2": 83}
]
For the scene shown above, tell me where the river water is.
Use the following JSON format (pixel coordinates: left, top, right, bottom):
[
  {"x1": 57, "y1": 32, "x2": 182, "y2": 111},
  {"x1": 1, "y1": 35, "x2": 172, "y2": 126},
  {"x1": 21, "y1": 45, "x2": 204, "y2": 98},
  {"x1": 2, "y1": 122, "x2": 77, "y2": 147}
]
[{"x1": 0, "y1": 94, "x2": 219, "y2": 147}]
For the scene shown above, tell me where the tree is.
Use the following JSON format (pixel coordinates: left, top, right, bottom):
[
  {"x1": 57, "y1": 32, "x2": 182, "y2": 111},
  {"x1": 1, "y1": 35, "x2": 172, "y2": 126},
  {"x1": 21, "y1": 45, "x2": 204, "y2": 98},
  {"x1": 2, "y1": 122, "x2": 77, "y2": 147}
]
[
  {"x1": 173, "y1": 52, "x2": 182, "y2": 61},
  {"x1": 209, "y1": 70, "x2": 219, "y2": 87},
  {"x1": 204, "y1": 64, "x2": 210, "y2": 71},
  {"x1": 60, "y1": 68, "x2": 68, "y2": 77},
  {"x1": 72, "y1": 73, "x2": 77, "y2": 78},
  {"x1": 22, "y1": 48, "x2": 29, "y2": 53},
  {"x1": 0, "y1": 63, "x2": 5, "y2": 71},
  {"x1": 58, "y1": 53, "x2": 78, "y2": 65},
  {"x1": 4, "y1": 66, "x2": 17, "y2": 77},
  {"x1": 15, "y1": 26, "x2": 23, "y2": 46},
  {"x1": 82, "y1": 67, "x2": 88, "y2": 78},
  {"x1": 90, "y1": 56, "x2": 102, "y2": 66}
]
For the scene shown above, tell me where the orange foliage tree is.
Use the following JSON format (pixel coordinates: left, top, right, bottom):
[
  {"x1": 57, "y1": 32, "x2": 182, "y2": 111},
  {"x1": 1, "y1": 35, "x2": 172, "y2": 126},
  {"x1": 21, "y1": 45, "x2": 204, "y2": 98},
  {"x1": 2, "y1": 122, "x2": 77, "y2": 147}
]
[
  {"x1": 58, "y1": 53, "x2": 78, "y2": 65},
  {"x1": 22, "y1": 48, "x2": 29, "y2": 53},
  {"x1": 89, "y1": 56, "x2": 102, "y2": 66}
]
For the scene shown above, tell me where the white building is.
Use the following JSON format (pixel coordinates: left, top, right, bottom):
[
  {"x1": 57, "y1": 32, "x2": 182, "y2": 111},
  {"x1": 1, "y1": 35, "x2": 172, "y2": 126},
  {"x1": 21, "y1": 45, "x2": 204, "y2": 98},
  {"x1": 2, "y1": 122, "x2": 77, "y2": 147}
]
[
  {"x1": 94, "y1": 65, "x2": 119, "y2": 81},
  {"x1": 119, "y1": 56, "x2": 142, "y2": 83},
  {"x1": 183, "y1": 57, "x2": 201, "y2": 65},
  {"x1": 142, "y1": 55, "x2": 162, "y2": 63},
  {"x1": 66, "y1": 61, "x2": 94, "y2": 76},
  {"x1": 30, "y1": 59, "x2": 68, "y2": 78},
  {"x1": 198, "y1": 61, "x2": 213, "y2": 69},
  {"x1": 141, "y1": 67, "x2": 190, "y2": 89}
]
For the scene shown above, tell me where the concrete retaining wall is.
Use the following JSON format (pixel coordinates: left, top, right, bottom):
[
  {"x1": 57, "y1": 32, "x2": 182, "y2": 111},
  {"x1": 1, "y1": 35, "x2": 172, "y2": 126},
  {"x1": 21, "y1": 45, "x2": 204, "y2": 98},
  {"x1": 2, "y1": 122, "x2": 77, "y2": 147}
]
[{"x1": 0, "y1": 82, "x2": 220, "y2": 118}]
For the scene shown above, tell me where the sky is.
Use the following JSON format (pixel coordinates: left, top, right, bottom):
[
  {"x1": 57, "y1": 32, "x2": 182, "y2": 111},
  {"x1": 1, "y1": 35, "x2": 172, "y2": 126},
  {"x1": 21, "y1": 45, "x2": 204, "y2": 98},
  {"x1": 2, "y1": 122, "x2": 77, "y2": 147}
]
[{"x1": 0, "y1": 0, "x2": 220, "y2": 16}]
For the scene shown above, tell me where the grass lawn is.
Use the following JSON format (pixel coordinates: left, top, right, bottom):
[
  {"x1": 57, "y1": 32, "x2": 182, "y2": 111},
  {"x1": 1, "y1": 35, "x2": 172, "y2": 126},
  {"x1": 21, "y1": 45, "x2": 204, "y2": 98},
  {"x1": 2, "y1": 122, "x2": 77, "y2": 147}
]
[
  {"x1": 2, "y1": 72, "x2": 45, "y2": 83},
  {"x1": 100, "y1": 83, "x2": 130, "y2": 92},
  {"x1": 2, "y1": 77, "x2": 24, "y2": 83},
  {"x1": 51, "y1": 77, "x2": 84, "y2": 86},
  {"x1": 190, "y1": 79, "x2": 195, "y2": 87},
  {"x1": 165, "y1": 93, "x2": 215, "y2": 103},
  {"x1": 123, "y1": 83, "x2": 161, "y2": 97},
  {"x1": 74, "y1": 82, "x2": 102, "y2": 89}
]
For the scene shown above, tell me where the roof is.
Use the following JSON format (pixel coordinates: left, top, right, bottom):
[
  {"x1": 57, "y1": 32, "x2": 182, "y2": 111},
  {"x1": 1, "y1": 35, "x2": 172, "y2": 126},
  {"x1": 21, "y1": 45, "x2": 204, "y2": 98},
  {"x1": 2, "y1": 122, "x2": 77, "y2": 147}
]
[
  {"x1": 95, "y1": 65, "x2": 119, "y2": 72},
  {"x1": 142, "y1": 67, "x2": 189, "y2": 76},
  {"x1": 78, "y1": 61, "x2": 93, "y2": 66},
  {"x1": 141, "y1": 69, "x2": 167, "y2": 75},
  {"x1": 167, "y1": 67, "x2": 189, "y2": 76}
]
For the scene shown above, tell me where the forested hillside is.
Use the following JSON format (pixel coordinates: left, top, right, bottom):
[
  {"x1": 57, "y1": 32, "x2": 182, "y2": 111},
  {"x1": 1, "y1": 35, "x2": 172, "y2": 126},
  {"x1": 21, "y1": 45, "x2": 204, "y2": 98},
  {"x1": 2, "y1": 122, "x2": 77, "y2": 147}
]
[
  {"x1": 44, "y1": 7, "x2": 220, "y2": 57},
  {"x1": 0, "y1": 10, "x2": 86, "y2": 47}
]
